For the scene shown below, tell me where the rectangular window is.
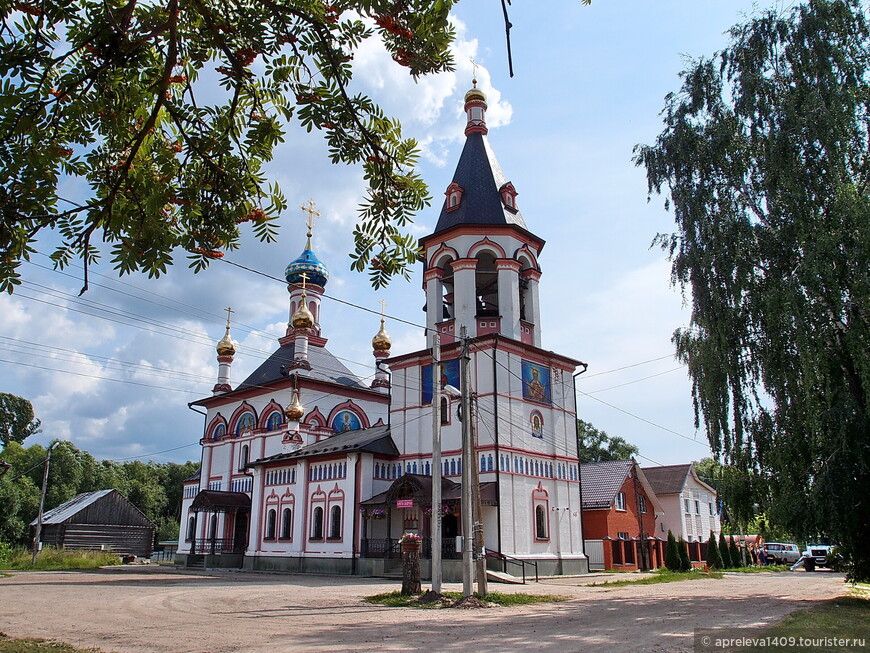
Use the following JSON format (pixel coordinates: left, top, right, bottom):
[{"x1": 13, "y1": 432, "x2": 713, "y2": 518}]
[
  {"x1": 694, "y1": 500, "x2": 700, "y2": 515},
  {"x1": 684, "y1": 498, "x2": 691, "y2": 513},
  {"x1": 617, "y1": 532, "x2": 629, "y2": 540},
  {"x1": 709, "y1": 502, "x2": 714, "y2": 516},
  {"x1": 615, "y1": 492, "x2": 626, "y2": 511},
  {"x1": 639, "y1": 495, "x2": 647, "y2": 514}
]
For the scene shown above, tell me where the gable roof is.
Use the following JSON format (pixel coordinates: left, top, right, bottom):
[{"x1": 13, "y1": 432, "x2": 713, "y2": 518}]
[
  {"x1": 431, "y1": 132, "x2": 528, "y2": 234},
  {"x1": 30, "y1": 489, "x2": 154, "y2": 527},
  {"x1": 250, "y1": 424, "x2": 398, "y2": 465},
  {"x1": 641, "y1": 464, "x2": 693, "y2": 495},
  {"x1": 235, "y1": 341, "x2": 365, "y2": 392},
  {"x1": 580, "y1": 459, "x2": 633, "y2": 509}
]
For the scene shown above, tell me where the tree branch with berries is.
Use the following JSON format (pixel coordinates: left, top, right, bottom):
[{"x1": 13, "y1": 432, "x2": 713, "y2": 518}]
[{"x1": 0, "y1": 0, "x2": 458, "y2": 292}]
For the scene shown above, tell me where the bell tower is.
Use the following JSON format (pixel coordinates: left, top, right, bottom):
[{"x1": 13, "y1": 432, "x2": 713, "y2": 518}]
[{"x1": 420, "y1": 80, "x2": 544, "y2": 348}]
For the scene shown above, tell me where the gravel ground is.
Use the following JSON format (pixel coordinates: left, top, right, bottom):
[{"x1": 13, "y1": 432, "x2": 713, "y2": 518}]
[{"x1": 0, "y1": 567, "x2": 846, "y2": 652}]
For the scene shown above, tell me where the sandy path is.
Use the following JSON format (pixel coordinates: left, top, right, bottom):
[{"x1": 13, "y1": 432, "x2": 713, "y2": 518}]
[{"x1": 0, "y1": 567, "x2": 846, "y2": 652}]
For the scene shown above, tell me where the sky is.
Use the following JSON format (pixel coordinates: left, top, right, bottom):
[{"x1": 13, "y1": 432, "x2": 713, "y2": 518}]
[{"x1": 0, "y1": 0, "x2": 776, "y2": 468}]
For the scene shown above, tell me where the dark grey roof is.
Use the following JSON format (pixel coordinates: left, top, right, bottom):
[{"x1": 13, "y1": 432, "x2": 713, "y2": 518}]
[
  {"x1": 235, "y1": 342, "x2": 365, "y2": 391},
  {"x1": 641, "y1": 464, "x2": 692, "y2": 495},
  {"x1": 183, "y1": 468, "x2": 201, "y2": 483},
  {"x1": 580, "y1": 460, "x2": 633, "y2": 510},
  {"x1": 32, "y1": 489, "x2": 114, "y2": 525},
  {"x1": 432, "y1": 132, "x2": 528, "y2": 234},
  {"x1": 251, "y1": 424, "x2": 398, "y2": 464}
]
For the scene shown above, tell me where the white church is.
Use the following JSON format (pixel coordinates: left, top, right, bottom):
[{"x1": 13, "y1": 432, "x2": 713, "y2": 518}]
[{"x1": 176, "y1": 83, "x2": 589, "y2": 578}]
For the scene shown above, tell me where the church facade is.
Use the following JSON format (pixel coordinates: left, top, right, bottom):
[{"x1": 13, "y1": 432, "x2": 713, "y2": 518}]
[{"x1": 176, "y1": 84, "x2": 589, "y2": 578}]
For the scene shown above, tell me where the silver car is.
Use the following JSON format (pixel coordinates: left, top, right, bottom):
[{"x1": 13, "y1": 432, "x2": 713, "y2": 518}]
[{"x1": 762, "y1": 542, "x2": 801, "y2": 564}]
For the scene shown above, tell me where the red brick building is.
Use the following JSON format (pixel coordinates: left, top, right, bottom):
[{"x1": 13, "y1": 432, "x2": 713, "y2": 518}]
[{"x1": 580, "y1": 459, "x2": 664, "y2": 571}]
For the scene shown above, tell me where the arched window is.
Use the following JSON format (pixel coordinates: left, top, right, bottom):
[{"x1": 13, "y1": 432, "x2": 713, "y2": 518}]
[
  {"x1": 440, "y1": 396, "x2": 449, "y2": 425},
  {"x1": 236, "y1": 412, "x2": 255, "y2": 435},
  {"x1": 535, "y1": 505, "x2": 548, "y2": 540},
  {"x1": 474, "y1": 251, "x2": 499, "y2": 317},
  {"x1": 312, "y1": 506, "x2": 324, "y2": 540},
  {"x1": 280, "y1": 507, "x2": 292, "y2": 539},
  {"x1": 239, "y1": 445, "x2": 249, "y2": 470},
  {"x1": 267, "y1": 411, "x2": 282, "y2": 431},
  {"x1": 487, "y1": 454, "x2": 494, "y2": 472},
  {"x1": 265, "y1": 509, "x2": 277, "y2": 540},
  {"x1": 329, "y1": 505, "x2": 342, "y2": 539},
  {"x1": 213, "y1": 423, "x2": 226, "y2": 440},
  {"x1": 186, "y1": 516, "x2": 196, "y2": 542}
]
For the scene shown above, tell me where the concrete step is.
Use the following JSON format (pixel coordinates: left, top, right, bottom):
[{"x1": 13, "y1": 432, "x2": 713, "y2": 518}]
[{"x1": 486, "y1": 569, "x2": 524, "y2": 584}]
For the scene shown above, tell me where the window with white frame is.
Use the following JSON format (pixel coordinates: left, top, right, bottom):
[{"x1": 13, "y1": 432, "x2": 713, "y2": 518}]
[
  {"x1": 615, "y1": 492, "x2": 626, "y2": 511},
  {"x1": 684, "y1": 498, "x2": 691, "y2": 513},
  {"x1": 638, "y1": 495, "x2": 647, "y2": 514}
]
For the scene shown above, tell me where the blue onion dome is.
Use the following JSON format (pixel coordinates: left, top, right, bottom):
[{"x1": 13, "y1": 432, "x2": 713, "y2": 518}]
[{"x1": 285, "y1": 248, "x2": 329, "y2": 287}]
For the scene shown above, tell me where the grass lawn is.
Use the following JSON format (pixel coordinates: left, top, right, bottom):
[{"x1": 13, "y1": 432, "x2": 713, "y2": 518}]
[
  {"x1": 0, "y1": 548, "x2": 120, "y2": 572},
  {"x1": 589, "y1": 569, "x2": 724, "y2": 587},
  {"x1": 716, "y1": 584, "x2": 870, "y2": 652},
  {"x1": 365, "y1": 590, "x2": 568, "y2": 608},
  {"x1": 0, "y1": 634, "x2": 105, "y2": 653},
  {"x1": 726, "y1": 565, "x2": 790, "y2": 573}
]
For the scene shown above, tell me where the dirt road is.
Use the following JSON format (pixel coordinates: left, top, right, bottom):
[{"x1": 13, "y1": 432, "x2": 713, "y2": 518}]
[{"x1": 0, "y1": 567, "x2": 846, "y2": 652}]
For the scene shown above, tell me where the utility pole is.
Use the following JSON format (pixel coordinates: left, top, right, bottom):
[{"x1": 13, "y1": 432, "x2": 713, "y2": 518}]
[
  {"x1": 32, "y1": 441, "x2": 58, "y2": 564},
  {"x1": 470, "y1": 391, "x2": 487, "y2": 596},
  {"x1": 430, "y1": 333, "x2": 442, "y2": 594},
  {"x1": 459, "y1": 326, "x2": 473, "y2": 597}
]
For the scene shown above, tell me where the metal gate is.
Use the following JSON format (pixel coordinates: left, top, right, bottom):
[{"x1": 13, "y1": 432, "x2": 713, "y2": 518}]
[{"x1": 584, "y1": 539, "x2": 605, "y2": 570}]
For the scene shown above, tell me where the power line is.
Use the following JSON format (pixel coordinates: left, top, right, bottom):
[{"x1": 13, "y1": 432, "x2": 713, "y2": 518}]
[
  {"x1": 584, "y1": 366, "x2": 685, "y2": 394},
  {"x1": 578, "y1": 354, "x2": 678, "y2": 379}
]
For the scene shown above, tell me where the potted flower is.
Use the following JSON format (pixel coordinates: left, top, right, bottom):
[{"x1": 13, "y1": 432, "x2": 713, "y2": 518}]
[
  {"x1": 371, "y1": 508, "x2": 386, "y2": 520},
  {"x1": 399, "y1": 532, "x2": 422, "y2": 552}
]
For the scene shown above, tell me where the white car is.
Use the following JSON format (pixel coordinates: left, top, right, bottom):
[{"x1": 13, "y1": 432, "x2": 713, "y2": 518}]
[{"x1": 762, "y1": 542, "x2": 801, "y2": 564}]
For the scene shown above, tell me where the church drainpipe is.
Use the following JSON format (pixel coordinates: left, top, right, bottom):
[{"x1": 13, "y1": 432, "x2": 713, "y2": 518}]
[
  {"x1": 492, "y1": 335, "x2": 502, "y2": 557},
  {"x1": 352, "y1": 455, "x2": 361, "y2": 575},
  {"x1": 572, "y1": 364, "x2": 589, "y2": 560}
]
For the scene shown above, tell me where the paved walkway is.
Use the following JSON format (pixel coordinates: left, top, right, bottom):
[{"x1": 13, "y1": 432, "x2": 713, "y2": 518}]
[{"x1": 0, "y1": 567, "x2": 846, "y2": 652}]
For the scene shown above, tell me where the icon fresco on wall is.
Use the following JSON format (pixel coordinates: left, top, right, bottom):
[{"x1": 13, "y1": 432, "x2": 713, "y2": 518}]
[
  {"x1": 521, "y1": 361, "x2": 551, "y2": 404},
  {"x1": 421, "y1": 358, "x2": 461, "y2": 404},
  {"x1": 331, "y1": 410, "x2": 362, "y2": 433},
  {"x1": 530, "y1": 411, "x2": 544, "y2": 439}
]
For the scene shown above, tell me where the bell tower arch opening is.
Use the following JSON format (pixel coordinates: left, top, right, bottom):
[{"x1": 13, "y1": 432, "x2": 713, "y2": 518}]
[{"x1": 474, "y1": 251, "x2": 499, "y2": 318}]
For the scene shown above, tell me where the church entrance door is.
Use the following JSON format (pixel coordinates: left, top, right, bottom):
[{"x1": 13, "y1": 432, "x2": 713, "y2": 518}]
[{"x1": 233, "y1": 511, "x2": 249, "y2": 554}]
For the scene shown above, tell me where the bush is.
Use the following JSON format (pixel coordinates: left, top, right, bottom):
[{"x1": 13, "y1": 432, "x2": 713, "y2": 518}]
[
  {"x1": 729, "y1": 537, "x2": 742, "y2": 567},
  {"x1": 665, "y1": 531, "x2": 682, "y2": 572},
  {"x1": 706, "y1": 532, "x2": 723, "y2": 570},
  {"x1": 678, "y1": 536, "x2": 692, "y2": 572},
  {"x1": 718, "y1": 532, "x2": 732, "y2": 568}
]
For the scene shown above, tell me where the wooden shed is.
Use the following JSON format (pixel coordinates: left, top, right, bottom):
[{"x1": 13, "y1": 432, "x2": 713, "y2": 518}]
[{"x1": 31, "y1": 489, "x2": 155, "y2": 557}]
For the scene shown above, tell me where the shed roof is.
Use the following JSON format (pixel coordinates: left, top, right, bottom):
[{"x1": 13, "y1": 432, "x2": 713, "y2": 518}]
[{"x1": 33, "y1": 489, "x2": 115, "y2": 525}]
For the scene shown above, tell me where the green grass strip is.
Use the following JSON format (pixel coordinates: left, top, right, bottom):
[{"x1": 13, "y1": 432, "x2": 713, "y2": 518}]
[{"x1": 589, "y1": 569, "x2": 724, "y2": 587}]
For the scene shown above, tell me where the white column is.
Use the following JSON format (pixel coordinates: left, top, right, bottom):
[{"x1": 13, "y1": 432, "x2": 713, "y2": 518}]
[
  {"x1": 524, "y1": 270, "x2": 542, "y2": 347},
  {"x1": 452, "y1": 258, "x2": 478, "y2": 338},
  {"x1": 424, "y1": 268, "x2": 443, "y2": 348},
  {"x1": 497, "y1": 259, "x2": 522, "y2": 340}
]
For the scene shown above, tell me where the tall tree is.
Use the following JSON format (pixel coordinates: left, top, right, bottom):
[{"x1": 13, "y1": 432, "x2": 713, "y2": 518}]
[
  {"x1": 0, "y1": 393, "x2": 41, "y2": 447},
  {"x1": 576, "y1": 419, "x2": 639, "y2": 463},
  {"x1": 636, "y1": 0, "x2": 870, "y2": 581},
  {"x1": 0, "y1": 0, "x2": 458, "y2": 292}
]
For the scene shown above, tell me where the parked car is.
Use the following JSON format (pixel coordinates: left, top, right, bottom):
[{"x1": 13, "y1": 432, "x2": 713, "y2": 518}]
[
  {"x1": 801, "y1": 544, "x2": 835, "y2": 570},
  {"x1": 761, "y1": 542, "x2": 801, "y2": 565}
]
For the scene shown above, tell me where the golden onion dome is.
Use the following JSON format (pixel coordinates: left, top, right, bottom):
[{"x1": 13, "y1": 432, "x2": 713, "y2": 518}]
[
  {"x1": 290, "y1": 300, "x2": 314, "y2": 330},
  {"x1": 216, "y1": 328, "x2": 236, "y2": 356},
  {"x1": 284, "y1": 389, "x2": 304, "y2": 422},
  {"x1": 372, "y1": 319, "x2": 391, "y2": 352},
  {"x1": 464, "y1": 83, "x2": 487, "y2": 105}
]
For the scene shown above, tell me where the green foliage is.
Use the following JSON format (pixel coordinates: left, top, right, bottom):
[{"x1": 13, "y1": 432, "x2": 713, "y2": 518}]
[
  {"x1": 729, "y1": 536, "x2": 742, "y2": 568},
  {"x1": 0, "y1": 0, "x2": 460, "y2": 292},
  {"x1": 0, "y1": 634, "x2": 105, "y2": 653},
  {"x1": 2, "y1": 545, "x2": 120, "y2": 570},
  {"x1": 0, "y1": 440, "x2": 197, "y2": 546},
  {"x1": 591, "y1": 568, "x2": 723, "y2": 587},
  {"x1": 0, "y1": 394, "x2": 41, "y2": 447},
  {"x1": 636, "y1": 0, "x2": 870, "y2": 582},
  {"x1": 706, "y1": 531, "x2": 722, "y2": 570},
  {"x1": 677, "y1": 536, "x2": 691, "y2": 572},
  {"x1": 718, "y1": 531, "x2": 732, "y2": 568},
  {"x1": 576, "y1": 419, "x2": 639, "y2": 463},
  {"x1": 665, "y1": 530, "x2": 682, "y2": 572}
]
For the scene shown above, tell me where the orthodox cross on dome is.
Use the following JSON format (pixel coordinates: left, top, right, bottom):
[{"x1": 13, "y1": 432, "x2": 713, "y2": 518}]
[
  {"x1": 224, "y1": 306, "x2": 234, "y2": 328},
  {"x1": 379, "y1": 299, "x2": 387, "y2": 322},
  {"x1": 470, "y1": 58, "x2": 479, "y2": 86},
  {"x1": 299, "y1": 272, "x2": 309, "y2": 298},
  {"x1": 300, "y1": 199, "x2": 320, "y2": 246}
]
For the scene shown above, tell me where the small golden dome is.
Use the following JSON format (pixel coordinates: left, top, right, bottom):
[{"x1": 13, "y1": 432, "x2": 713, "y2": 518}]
[
  {"x1": 291, "y1": 301, "x2": 314, "y2": 330},
  {"x1": 464, "y1": 83, "x2": 487, "y2": 105},
  {"x1": 284, "y1": 389, "x2": 304, "y2": 422},
  {"x1": 372, "y1": 319, "x2": 391, "y2": 352},
  {"x1": 216, "y1": 328, "x2": 236, "y2": 356}
]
